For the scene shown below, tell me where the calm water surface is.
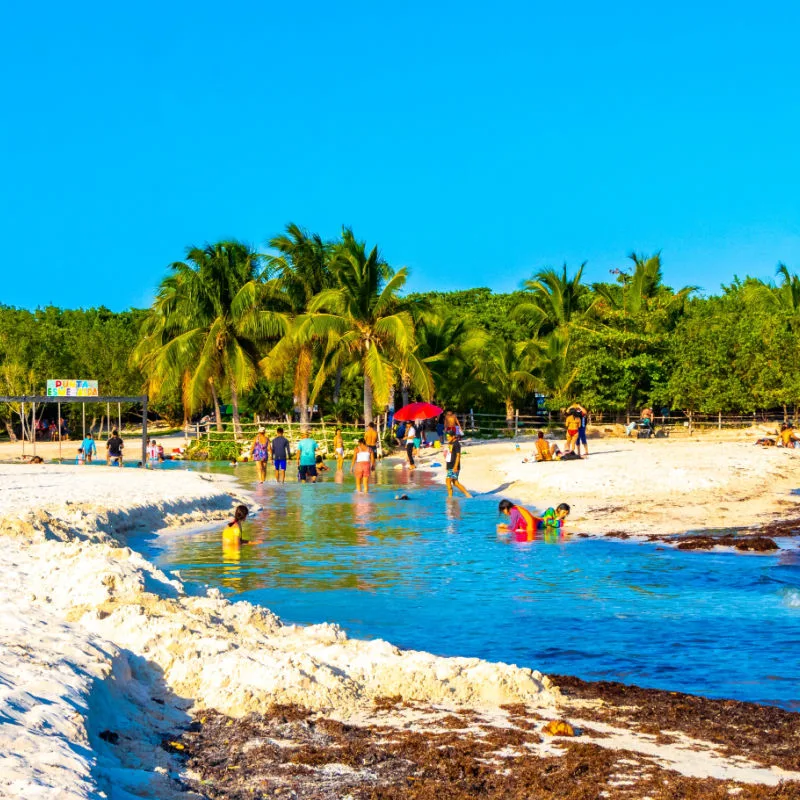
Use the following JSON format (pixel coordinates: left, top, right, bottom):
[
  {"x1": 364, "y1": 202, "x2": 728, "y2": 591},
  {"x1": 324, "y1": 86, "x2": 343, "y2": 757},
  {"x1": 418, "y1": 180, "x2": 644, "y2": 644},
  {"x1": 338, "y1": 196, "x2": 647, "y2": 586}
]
[{"x1": 139, "y1": 462, "x2": 800, "y2": 709}]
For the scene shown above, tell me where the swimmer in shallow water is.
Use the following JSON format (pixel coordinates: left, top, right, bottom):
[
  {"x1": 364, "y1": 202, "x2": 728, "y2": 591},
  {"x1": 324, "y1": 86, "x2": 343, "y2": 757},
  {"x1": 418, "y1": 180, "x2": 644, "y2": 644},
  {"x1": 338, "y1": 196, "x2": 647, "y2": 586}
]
[
  {"x1": 496, "y1": 499, "x2": 570, "y2": 534},
  {"x1": 224, "y1": 504, "x2": 250, "y2": 544}
]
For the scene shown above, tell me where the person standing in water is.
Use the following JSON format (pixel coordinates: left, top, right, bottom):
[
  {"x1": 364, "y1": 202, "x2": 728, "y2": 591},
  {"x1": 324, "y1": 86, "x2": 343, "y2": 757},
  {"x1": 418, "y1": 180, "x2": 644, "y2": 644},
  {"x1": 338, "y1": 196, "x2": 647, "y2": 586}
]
[
  {"x1": 106, "y1": 429, "x2": 124, "y2": 467},
  {"x1": 252, "y1": 426, "x2": 270, "y2": 483},
  {"x1": 444, "y1": 431, "x2": 471, "y2": 498},
  {"x1": 364, "y1": 422, "x2": 379, "y2": 471},
  {"x1": 333, "y1": 427, "x2": 345, "y2": 471},
  {"x1": 81, "y1": 432, "x2": 97, "y2": 464},
  {"x1": 405, "y1": 423, "x2": 417, "y2": 469},
  {"x1": 296, "y1": 428, "x2": 318, "y2": 483},
  {"x1": 270, "y1": 427, "x2": 291, "y2": 483},
  {"x1": 351, "y1": 437, "x2": 373, "y2": 493}
]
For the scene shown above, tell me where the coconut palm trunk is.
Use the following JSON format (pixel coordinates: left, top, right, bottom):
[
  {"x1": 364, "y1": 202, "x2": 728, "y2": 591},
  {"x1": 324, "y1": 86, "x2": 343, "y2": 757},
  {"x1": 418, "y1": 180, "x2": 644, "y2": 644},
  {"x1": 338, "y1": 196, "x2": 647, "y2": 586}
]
[
  {"x1": 209, "y1": 380, "x2": 223, "y2": 432},
  {"x1": 505, "y1": 398, "x2": 515, "y2": 427},
  {"x1": 230, "y1": 379, "x2": 242, "y2": 439}
]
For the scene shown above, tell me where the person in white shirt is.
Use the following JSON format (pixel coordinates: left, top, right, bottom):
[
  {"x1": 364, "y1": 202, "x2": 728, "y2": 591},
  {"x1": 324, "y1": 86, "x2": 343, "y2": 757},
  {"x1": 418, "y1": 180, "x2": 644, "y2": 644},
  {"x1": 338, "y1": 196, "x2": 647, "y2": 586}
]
[{"x1": 405, "y1": 424, "x2": 417, "y2": 469}]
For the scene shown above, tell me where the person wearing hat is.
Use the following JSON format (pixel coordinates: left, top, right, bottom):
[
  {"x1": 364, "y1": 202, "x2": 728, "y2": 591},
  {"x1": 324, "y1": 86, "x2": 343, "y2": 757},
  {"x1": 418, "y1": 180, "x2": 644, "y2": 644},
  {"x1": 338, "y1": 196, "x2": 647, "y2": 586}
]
[
  {"x1": 251, "y1": 426, "x2": 270, "y2": 483},
  {"x1": 444, "y1": 430, "x2": 471, "y2": 498}
]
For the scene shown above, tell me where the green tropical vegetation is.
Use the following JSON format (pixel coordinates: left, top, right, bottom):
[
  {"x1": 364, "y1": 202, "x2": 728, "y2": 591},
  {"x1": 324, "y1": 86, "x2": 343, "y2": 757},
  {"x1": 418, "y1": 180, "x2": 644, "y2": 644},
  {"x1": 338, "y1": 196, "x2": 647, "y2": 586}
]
[{"x1": 1, "y1": 227, "x2": 799, "y2": 438}]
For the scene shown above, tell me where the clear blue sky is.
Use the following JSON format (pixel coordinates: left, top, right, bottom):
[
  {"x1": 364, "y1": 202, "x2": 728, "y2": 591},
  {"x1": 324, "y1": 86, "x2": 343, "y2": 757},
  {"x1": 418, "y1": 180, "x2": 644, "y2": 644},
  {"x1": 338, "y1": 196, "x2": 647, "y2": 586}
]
[{"x1": 2, "y1": 1, "x2": 799, "y2": 311}]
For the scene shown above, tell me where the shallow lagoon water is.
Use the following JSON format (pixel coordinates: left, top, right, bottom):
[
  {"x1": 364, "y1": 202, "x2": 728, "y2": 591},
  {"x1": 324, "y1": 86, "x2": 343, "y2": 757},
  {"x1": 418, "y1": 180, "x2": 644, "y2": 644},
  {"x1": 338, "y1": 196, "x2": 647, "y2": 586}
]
[{"x1": 141, "y1": 461, "x2": 800, "y2": 709}]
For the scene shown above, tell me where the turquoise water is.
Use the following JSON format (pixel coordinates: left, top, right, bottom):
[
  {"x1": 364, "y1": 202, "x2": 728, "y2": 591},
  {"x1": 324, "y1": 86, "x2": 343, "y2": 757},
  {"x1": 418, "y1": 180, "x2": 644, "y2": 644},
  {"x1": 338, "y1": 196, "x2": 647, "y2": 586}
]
[{"x1": 141, "y1": 462, "x2": 800, "y2": 709}]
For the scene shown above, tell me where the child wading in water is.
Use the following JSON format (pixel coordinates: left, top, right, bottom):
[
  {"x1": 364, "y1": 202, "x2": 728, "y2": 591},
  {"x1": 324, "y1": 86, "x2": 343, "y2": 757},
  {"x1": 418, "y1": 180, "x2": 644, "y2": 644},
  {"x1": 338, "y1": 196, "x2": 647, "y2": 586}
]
[
  {"x1": 333, "y1": 427, "x2": 344, "y2": 471},
  {"x1": 224, "y1": 505, "x2": 250, "y2": 545},
  {"x1": 444, "y1": 431, "x2": 471, "y2": 498},
  {"x1": 497, "y1": 499, "x2": 570, "y2": 534}
]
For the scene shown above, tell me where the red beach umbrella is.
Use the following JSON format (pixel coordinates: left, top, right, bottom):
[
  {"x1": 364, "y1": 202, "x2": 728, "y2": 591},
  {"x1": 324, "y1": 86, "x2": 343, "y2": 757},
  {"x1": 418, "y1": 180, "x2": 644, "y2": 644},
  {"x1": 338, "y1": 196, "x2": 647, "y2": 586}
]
[{"x1": 393, "y1": 402, "x2": 443, "y2": 422}]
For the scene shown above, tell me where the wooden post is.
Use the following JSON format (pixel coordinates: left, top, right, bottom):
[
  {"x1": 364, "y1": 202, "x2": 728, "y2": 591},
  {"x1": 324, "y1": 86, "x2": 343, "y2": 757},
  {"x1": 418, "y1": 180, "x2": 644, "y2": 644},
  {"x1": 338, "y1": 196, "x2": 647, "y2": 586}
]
[
  {"x1": 32, "y1": 401, "x2": 36, "y2": 457},
  {"x1": 82, "y1": 403, "x2": 86, "y2": 440},
  {"x1": 141, "y1": 396, "x2": 148, "y2": 466},
  {"x1": 21, "y1": 401, "x2": 25, "y2": 457},
  {"x1": 689, "y1": 410, "x2": 694, "y2": 436},
  {"x1": 118, "y1": 403, "x2": 122, "y2": 436},
  {"x1": 718, "y1": 411, "x2": 722, "y2": 430},
  {"x1": 58, "y1": 401, "x2": 62, "y2": 462},
  {"x1": 514, "y1": 409, "x2": 519, "y2": 437}
]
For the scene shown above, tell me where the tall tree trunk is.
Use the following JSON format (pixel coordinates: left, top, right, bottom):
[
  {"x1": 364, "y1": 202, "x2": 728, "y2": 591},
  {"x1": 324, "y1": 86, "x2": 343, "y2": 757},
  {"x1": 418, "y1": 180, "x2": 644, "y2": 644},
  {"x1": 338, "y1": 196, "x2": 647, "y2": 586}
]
[
  {"x1": 296, "y1": 345, "x2": 312, "y2": 426},
  {"x1": 401, "y1": 381, "x2": 410, "y2": 407},
  {"x1": 505, "y1": 398, "x2": 514, "y2": 426},
  {"x1": 209, "y1": 379, "x2": 223, "y2": 432},
  {"x1": 230, "y1": 378, "x2": 242, "y2": 439},
  {"x1": 2, "y1": 418, "x2": 15, "y2": 441},
  {"x1": 364, "y1": 374, "x2": 374, "y2": 426},
  {"x1": 332, "y1": 365, "x2": 343, "y2": 405}
]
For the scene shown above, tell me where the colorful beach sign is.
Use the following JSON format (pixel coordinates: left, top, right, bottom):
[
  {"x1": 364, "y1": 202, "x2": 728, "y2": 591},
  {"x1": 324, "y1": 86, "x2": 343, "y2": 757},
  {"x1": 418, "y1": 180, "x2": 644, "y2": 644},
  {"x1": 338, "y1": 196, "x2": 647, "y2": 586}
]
[{"x1": 46, "y1": 379, "x2": 99, "y2": 397}]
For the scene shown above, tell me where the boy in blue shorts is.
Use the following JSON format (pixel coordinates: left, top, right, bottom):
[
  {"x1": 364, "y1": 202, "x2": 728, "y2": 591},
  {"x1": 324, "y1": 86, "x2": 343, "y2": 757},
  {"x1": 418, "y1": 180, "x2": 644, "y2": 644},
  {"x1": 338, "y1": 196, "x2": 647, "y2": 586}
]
[{"x1": 270, "y1": 427, "x2": 291, "y2": 484}]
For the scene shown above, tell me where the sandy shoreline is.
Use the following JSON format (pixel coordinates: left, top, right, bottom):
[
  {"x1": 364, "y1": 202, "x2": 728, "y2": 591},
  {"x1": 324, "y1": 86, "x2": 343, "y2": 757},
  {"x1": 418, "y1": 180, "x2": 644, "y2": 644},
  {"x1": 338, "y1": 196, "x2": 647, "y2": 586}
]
[
  {"x1": 1, "y1": 459, "x2": 799, "y2": 798},
  {"x1": 430, "y1": 433, "x2": 800, "y2": 539}
]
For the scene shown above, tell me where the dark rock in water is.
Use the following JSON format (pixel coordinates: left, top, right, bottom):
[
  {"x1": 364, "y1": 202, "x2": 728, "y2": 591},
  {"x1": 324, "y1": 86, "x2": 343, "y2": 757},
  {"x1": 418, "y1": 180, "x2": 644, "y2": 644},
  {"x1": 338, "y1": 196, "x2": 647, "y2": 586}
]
[{"x1": 676, "y1": 534, "x2": 778, "y2": 552}]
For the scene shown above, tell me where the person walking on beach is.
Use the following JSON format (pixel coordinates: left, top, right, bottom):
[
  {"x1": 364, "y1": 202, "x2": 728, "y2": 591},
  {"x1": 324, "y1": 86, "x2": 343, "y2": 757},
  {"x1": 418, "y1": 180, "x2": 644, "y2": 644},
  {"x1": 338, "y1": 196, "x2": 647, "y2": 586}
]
[
  {"x1": 444, "y1": 431, "x2": 471, "y2": 498},
  {"x1": 296, "y1": 429, "x2": 318, "y2": 483},
  {"x1": 106, "y1": 429, "x2": 124, "y2": 467},
  {"x1": 444, "y1": 410, "x2": 461, "y2": 438},
  {"x1": 252, "y1": 426, "x2": 270, "y2": 483},
  {"x1": 81, "y1": 432, "x2": 97, "y2": 464},
  {"x1": 333, "y1": 427, "x2": 345, "y2": 471},
  {"x1": 351, "y1": 437, "x2": 373, "y2": 493},
  {"x1": 405, "y1": 423, "x2": 417, "y2": 469},
  {"x1": 364, "y1": 422, "x2": 379, "y2": 471},
  {"x1": 270, "y1": 427, "x2": 291, "y2": 483}
]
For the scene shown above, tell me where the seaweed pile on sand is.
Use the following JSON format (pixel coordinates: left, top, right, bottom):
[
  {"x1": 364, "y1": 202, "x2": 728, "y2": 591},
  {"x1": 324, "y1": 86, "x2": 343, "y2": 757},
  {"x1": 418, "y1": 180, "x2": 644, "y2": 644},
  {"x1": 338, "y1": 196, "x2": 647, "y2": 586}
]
[{"x1": 169, "y1": 691, "x2": 800, "y2": 799}]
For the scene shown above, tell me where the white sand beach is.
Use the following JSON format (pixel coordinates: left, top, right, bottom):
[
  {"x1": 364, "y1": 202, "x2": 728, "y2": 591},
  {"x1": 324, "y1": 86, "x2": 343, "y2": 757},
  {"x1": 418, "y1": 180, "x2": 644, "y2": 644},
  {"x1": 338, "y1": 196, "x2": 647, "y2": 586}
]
[
  {"x1": 436, "y1": 432, "x2": 800, "y2": 537},
  {"x1": 1, "y1": 459, "x2": 799, "y2": 798}
]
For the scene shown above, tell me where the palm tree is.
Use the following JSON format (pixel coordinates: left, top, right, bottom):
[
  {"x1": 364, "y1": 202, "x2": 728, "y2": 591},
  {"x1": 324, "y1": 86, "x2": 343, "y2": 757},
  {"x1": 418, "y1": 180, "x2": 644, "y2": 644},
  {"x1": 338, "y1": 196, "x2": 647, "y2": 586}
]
[
  {"x1": 261, "y1": 224, "x2": 334, "y2": 425},
  {"x1": 594, "y1": 252, "x2": 696, "y2": 320},
  {"x1": 474, "y1": 336, "x2": 540, "y2": 425},
  {"x1": 133, "y1": 241, "x2": 284, "y2": 436},
  {"x1": 305, "y1": 228, "x2": 433, "y2": 424},
  {"x1": 515, "y1": 262, "x2": 593, "y2": 333},
  {"x1": 775, "y1": 263, "x2": 800, "y2": 313},
  {"x1": 416, "y1": 312, "x2": 487, "y2": 409}
]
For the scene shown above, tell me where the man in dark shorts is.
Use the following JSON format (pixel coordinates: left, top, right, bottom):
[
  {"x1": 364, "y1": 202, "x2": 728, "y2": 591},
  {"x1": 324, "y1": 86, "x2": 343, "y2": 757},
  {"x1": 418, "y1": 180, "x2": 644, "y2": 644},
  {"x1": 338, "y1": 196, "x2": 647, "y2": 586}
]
[
  {"x1": 364, "y1": 421, "x2": 379, "y2": 471},
  {"x1": 270, "y1": 427, "x2": 291, "y2": 484},
  {"x1": 106, "y1": 429, "x2": 124, "y2": 467},
  {"x1": 296, "y1": 429, "x2": 318, "y2": 483}
]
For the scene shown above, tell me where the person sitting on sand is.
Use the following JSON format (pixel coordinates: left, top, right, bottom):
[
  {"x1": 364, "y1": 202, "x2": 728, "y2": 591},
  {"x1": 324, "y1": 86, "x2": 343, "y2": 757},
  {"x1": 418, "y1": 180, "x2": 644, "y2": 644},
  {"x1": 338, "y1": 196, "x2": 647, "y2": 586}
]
[
  {"x1": 497, "y1": 499, "x2": 570, "y2": 534},
  {"x1": 779, "y1": 423, "x2": 800, "y2": 449},
  {"x1": 528, "y1": 431, "x2": 562, "y2": 462},
  {"x1": 224, "y1": 504, "x2": 250, "y2": 544}
]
